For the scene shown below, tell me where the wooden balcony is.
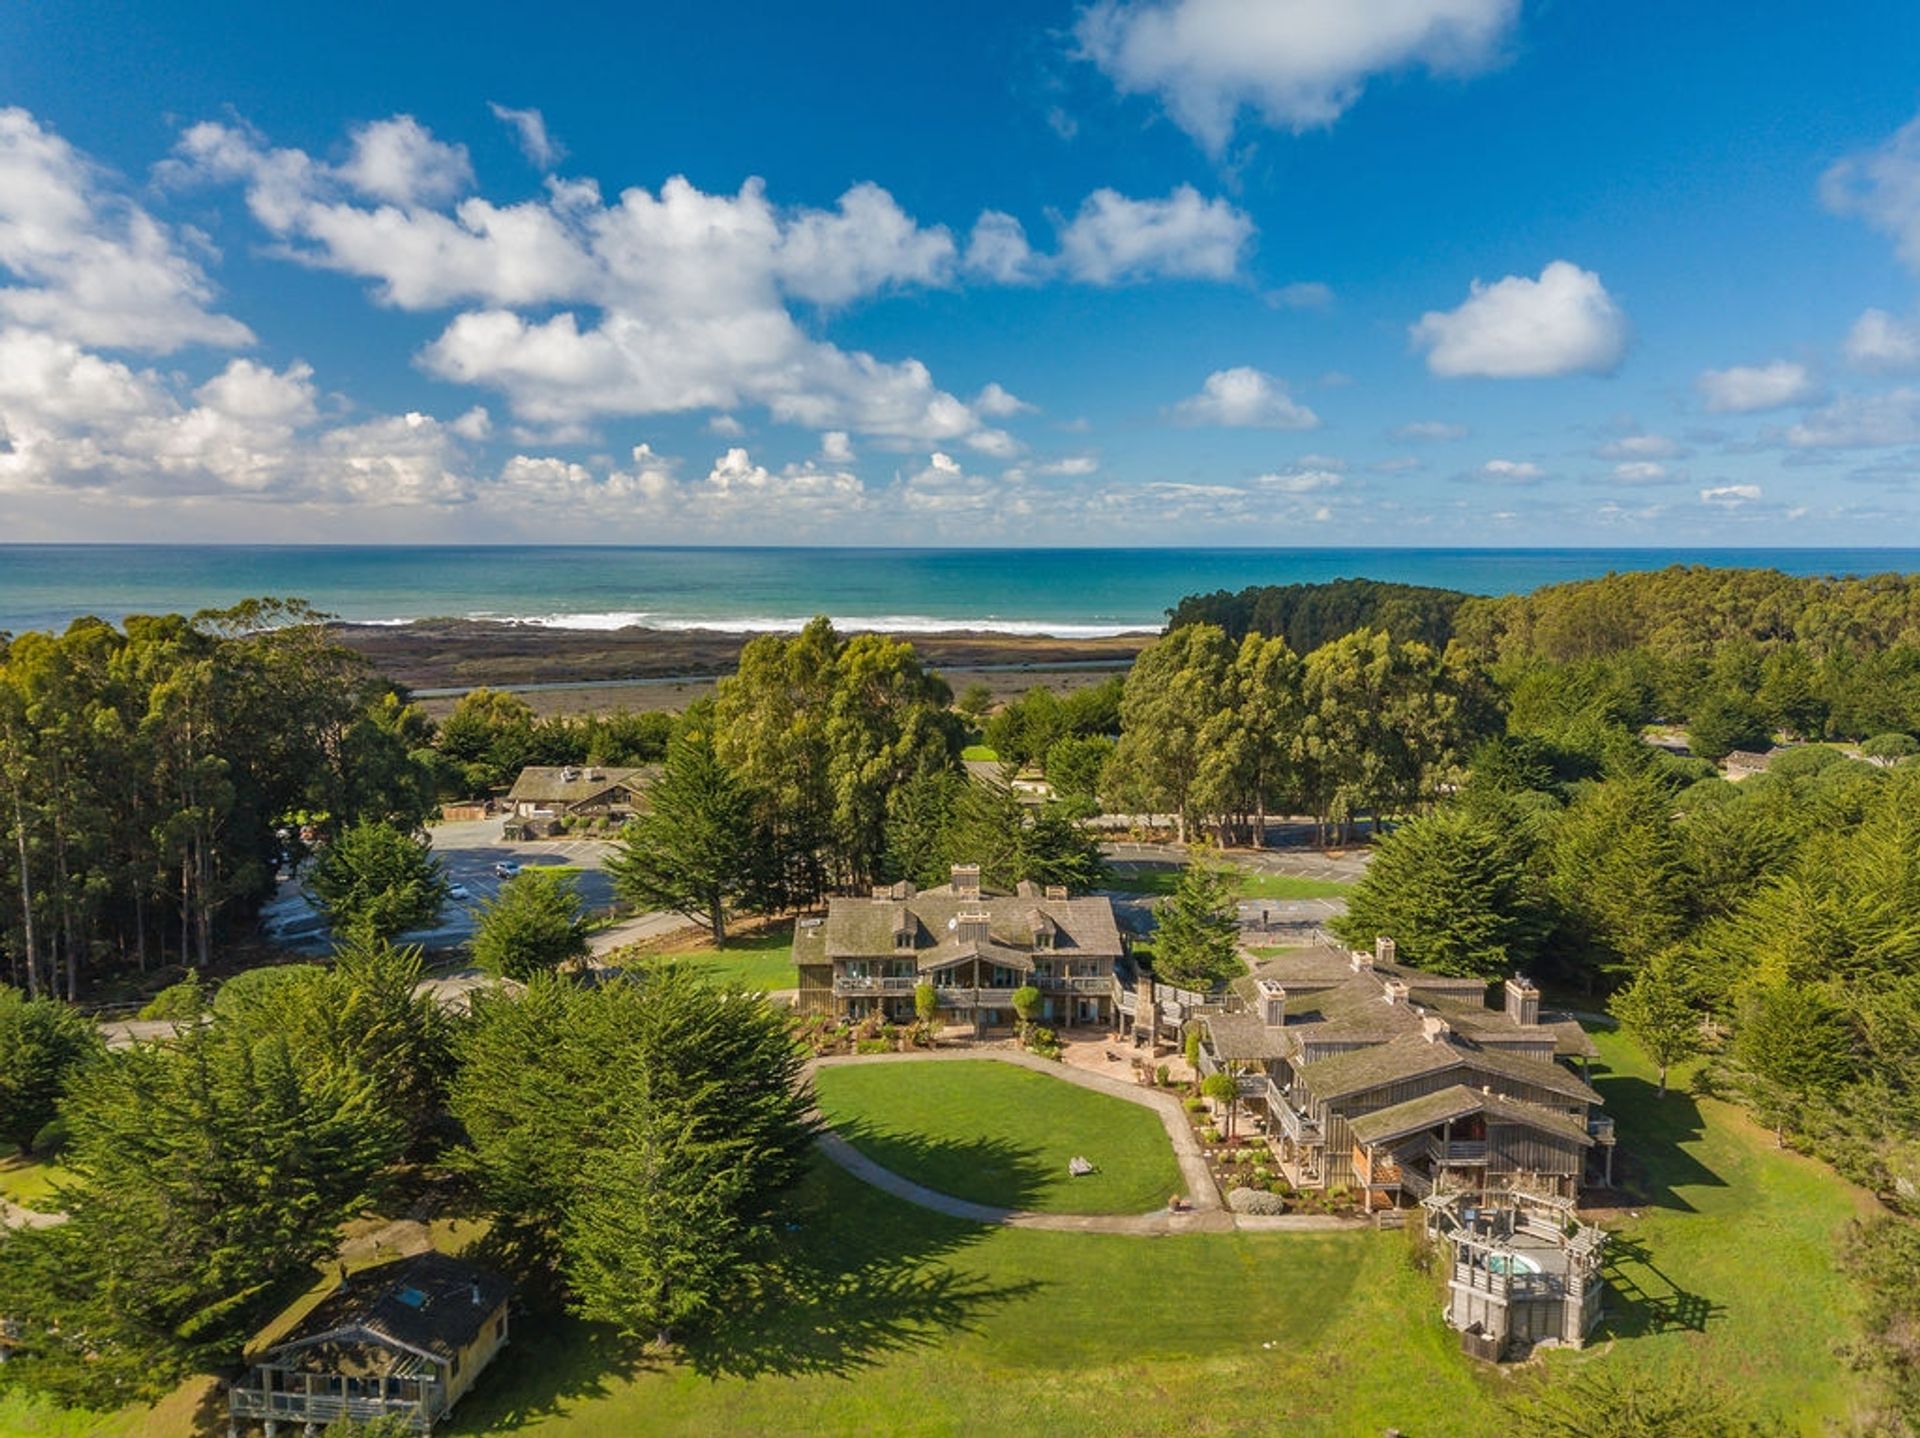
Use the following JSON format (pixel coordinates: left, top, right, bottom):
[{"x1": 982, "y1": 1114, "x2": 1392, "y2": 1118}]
[
  {"x1": 1265, "y1": 1082, "x2": 1323, "y2": 1142},
  {"x1": 1587, "y1": 1115, "x2": 1616, "y2": 1144},
  {"x1": 1427, "y1": 1137, "x2": 1491, "y2": 1165},
  {"x1": 832, "y1": 975, "x2": 918, "y2": 995},
  {"x1": 230, "y1": 1381, "x2": 439, "y2": 1431}
]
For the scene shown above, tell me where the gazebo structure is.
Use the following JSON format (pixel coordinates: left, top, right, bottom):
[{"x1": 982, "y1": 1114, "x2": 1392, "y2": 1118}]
[{"x1": 1423, "y1": 1189, "x2": 1607, "y2": 1360}]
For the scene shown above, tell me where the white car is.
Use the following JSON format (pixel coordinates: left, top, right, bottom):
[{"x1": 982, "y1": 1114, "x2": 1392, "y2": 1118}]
[
  {"x1": 492, "y1": 861, "x2": 522, "y2": 880},
  {"x1": 447, "y1": 883, "x2": 471, "y2": 901}
]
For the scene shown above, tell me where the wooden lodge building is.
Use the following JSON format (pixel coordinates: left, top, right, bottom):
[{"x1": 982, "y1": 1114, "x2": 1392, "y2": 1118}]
[
  {"x1": 502, "y1": 764, "x2": 652, "y2": 836},
  {"x1": 227, "y1": 1252, "x2": 510, "y2": 1435},
  {"x1": 1197, "y1": 938, "x2": 1614, "y2": 1208},
  {"x1": 795, "y1": 864, "x2": 1124, "y2": 1031}
]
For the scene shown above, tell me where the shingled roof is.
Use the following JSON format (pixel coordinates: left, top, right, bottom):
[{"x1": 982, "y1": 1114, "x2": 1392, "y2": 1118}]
[
  {"x1": 1201, "y1": 1011, "x2": 1292, "y2": 1062},
  {"x1": 267, "y1": 1252, "x2": 511, "y2": 1368},
  {"x1": 505, "y1": 765, "x2": 653, "y2": 809},
  {"x1": 1295, "y1": 1031, "x2": 1601, "y2": 1105},
  {"x1": 820, "y1": 885, "x2": 1123, "y2": 960},
  {"x1": 1348, "y1": 1084, "x2": 1596, "y2": 1148}
]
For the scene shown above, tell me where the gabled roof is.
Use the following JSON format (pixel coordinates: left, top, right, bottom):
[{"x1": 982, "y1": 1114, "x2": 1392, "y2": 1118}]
[
  {"x1": 1296, "y1": 1031, "x2": 1600, "y2": 1106},
  {"x1": 505, "y1": 765, "x2": 652, "y2": 807},
  {"x1": 1201, "y1": 1011, "x2": 1291, "y2": 1062},
  {"x1": 265, "y1": 1252, "x2": 510, "y2": 1369},
  {"x1": 915, "y1": 939, "x2": 1034, "y2": 975},
  {"x1": 821, "y1": 885, "x2": 1122, "y2": 960},
  {"x1": 1347, "y1": 1084, "x2": 1595, "y2": 1148}
]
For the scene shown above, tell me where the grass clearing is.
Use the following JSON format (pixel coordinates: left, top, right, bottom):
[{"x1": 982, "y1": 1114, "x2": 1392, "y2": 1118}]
[
  {"x1": 623, "y1": 928, "x2": 799, "y2": 991},
  {"x1": 959, "y1": 744, "x2": 999, "y2": 761},
  {"x1": 813, "y1": 1059, "x2": 1181, "y2": 1215},
  {"x1": 5, "y1": 1029, "x2": 1873, "y2": 1437},
  {"x1": 0, "y1": 1148, "x2": 73, "y2": 1212}
]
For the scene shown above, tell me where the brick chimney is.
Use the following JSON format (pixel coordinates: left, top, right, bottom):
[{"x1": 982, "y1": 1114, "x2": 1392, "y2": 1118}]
[
  {"x1": 1383, "y1": 978, "x2": 1410, "y2": 1006},
  {"x1": 1504, "y1": 975, "x2": 1541, "y2": 1026},
  {"x1": 950, "y1": 863, "x2": 981, "y2": 899},
  {"x1": 1421, "y1": 1014, "x2": 1452, "y2": 1045},
  {"x1": 1375, "y1": 936, "x2": 1398, "y2": 968},
  {"x1": 1255, "y1": 978, "x2": 1287, "y2": 1027},
  {"x1": 1349, "y1": 949, "x2": 1373, "y2": 973}
]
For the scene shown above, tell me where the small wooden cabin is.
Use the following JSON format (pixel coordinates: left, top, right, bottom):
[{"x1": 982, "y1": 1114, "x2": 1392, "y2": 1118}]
[{"x1": 227, "y1": 1252, "x2": 510, "y2": 1435}]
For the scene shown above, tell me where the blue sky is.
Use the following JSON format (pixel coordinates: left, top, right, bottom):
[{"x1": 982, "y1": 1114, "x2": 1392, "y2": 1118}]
[{"x1": 6, "y1": 0, "x2": 1920, "y2": 545}]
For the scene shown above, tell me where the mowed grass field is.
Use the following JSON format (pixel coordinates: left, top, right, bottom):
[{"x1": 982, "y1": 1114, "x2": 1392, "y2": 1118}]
[
  {"x1": 0, "y1": 1149, "x2": 71, "y2": 1212},
  {"x1": 813, "y1": 1060, "x2": 1182, "y2": 1215},
  {"x1": 2, "y1": 1030, "x2": 1876, "y2": 1438},
  {"x1": 620, "y1": 929, "x2": 799, "y2": 991}
]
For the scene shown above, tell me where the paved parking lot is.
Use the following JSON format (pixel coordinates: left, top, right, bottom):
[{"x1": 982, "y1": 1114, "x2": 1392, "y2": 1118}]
[{"x1": 267, "y1": 817, "x2": 623, "y2": 951}]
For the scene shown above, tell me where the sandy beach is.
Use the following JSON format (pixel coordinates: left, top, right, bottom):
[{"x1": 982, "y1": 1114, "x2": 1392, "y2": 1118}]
[{"x1": 334, "y1": 620, "x2": 1152, "y2": 715}]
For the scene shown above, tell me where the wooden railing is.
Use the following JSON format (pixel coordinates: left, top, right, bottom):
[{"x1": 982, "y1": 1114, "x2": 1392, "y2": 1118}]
[
  {"x1": 832, "y1": 975, "x2": 918, "y2": 995},
  {"x1": 1428, "y1": 1138, "x2": 1491, "y2": 1164},
  {"x1": 230, "y1": 1385, "x2": 437, "y2": 1429}
]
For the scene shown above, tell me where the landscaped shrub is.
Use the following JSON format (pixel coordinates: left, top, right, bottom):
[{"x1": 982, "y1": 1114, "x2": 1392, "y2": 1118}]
[
  {"x1": 1155, "y1": 1063, "x2": 1170, "y2": 1087},
  {"x1": 137, "y1": 969, "x2": 209, "y2": 1022},
  {"x1": 1252, "y1": 1164, "x2": 1272, "y2": 1184},
  {"x1": 1202, "y1": 1126, "x2": 1221, "y2": 1145},
  {"x1": 1026, "y1": 1025, "x2": 1062, "y2": 1059},
  {"x1": 854, "y1": 1037, "x2": 892, "y2": 1055},
  {"x1": 1184, "y1": 1030, "x2": 1201, "y2": 1068},
  {"x1": 1184, "y1": 1097, "x2": 1206, "y2": 1113},
  {"x1": 1227, "y1": 1185, "x2": 1289, "y2": 1215}
]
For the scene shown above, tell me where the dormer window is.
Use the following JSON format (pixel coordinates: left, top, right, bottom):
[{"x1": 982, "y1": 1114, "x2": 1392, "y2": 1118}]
[
  {"x1": 1034, "y1": 929, "x2": 1054, "y2": 950},
  {"x1": 893, "y1": 928, "x2": 914, "y2": 950}
]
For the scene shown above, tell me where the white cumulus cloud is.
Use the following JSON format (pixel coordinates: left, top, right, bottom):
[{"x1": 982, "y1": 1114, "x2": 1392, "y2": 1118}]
[
  {"x1": 1696, "y1": 360, "x2": 1819, "y2": 414},
  {"x1": 337, "y1": 116, "x2": 473, "y2": 208},
  {"x1": 1172, "y1": 366, "x2": 1319, "y2": 429},
  {"x1": 1055, "y1": 186, "x2": 1252, "y2": 284},
  {"x1": 488, "y1": 103, "x2": 565, "y2": 170},
  {"x1": 1821, "y1": 111, "x2": 1920, "y2": 271},
  {"x1": 1700, "y1": 483, "x2": 1761, "y2": 506},
  {"x1": 1844, "y1": 308, "x2": 1920, "y2": 373},
  {"x1": 0, "y1": 106, "x2": 253, "y2": 353},
  {"x1": 1077, "y1": 0, "x2": 1521, "y2": 152},
  {"x1": 1411, "y1": 261, "x2": 1627, "y2": 378}
]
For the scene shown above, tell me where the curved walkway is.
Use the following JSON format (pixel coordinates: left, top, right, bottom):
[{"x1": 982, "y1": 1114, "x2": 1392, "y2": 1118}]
[{"x1": 809, "y1": 1049, "x2": 1364, "y2": 1235}]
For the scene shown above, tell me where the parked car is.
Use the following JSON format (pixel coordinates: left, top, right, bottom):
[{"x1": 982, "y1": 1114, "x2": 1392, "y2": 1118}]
[
  {"x1": 492, "y1": 861, "x2": 521, "y2": 879},
  {"x1": 447, "y1": 883, "x2": 471, "y2": 901}
]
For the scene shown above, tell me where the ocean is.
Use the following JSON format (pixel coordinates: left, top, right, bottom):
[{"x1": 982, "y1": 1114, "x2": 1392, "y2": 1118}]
[{"x1": 3, "y1": 545, "x2": 1919, "y2": 636}]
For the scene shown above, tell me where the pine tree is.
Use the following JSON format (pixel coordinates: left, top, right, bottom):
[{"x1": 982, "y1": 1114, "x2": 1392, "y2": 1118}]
[
  {"x1": 608, "y1": 729, "x2": 762, "y2": 946},
  {"x1": 471, "y1": 867, "x2": 592, "y2": 980},
  {"x1": 1610, "y1": 950, "x2": 1699, "y2": 1096},
  {"x1": 1333, "y1": 807, "x2": 1548, "y2": 978},
  {"x1": 1150, "y1": 857, "x2": 1242, "y2": 990},
  {"x1": 0, "y1": 986, "x2": 101, "y2": 1151},
  {"x1": 305, "y1": 818, "x2": 449, "y2": 943}
]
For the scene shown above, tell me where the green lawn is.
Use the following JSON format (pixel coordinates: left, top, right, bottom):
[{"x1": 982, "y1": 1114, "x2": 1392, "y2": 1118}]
[
  {"x1": 644, "y1": 931, "x2": 798, "y2": 991},
  {"x1": 0, "y1": 1148, "x2": 72, "y2": 1212},
  {"x1": 1109, "y1": 860, "x2": 1351, "y2": 901},
  {"x1": 3, "y1": 1029, "x2": 1875, "y2": 1438},
  {"x1": 959, "y1": 744, "x2": 999, "y2": 761},
  {"x1": 813, "y1": 1060, "x2": 1182, "y2": 1215}
]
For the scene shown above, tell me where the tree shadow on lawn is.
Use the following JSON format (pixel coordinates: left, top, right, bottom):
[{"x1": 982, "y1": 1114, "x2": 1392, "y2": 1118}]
[
  {"x1": 450, "y1": 1155, "x2": 1041, "y2": 1429},
  {"x1": 824, "y1": 1120, "x2": 1052, "y2": 1213},
  {"x1": 1598, "y1": 1233, "x2": 1726, "y2": 1339},
  {"x1": 1590, "y1": 1069, "x2": 1725, "y2": 1213}
]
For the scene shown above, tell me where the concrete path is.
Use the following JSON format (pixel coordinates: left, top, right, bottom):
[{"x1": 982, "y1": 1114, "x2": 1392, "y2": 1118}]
[
  {"x1": 810, "y1": 1049, "x2": 1365, "y2": 1235},
  {"x1": 0, "y1": 1197, "x2": 67, "y2": 1230}
]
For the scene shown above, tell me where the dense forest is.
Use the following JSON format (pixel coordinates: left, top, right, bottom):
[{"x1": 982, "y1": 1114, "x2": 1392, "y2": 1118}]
[{"x1": 1164, "y1": 576, "x2": 1468, "y2": 650}]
